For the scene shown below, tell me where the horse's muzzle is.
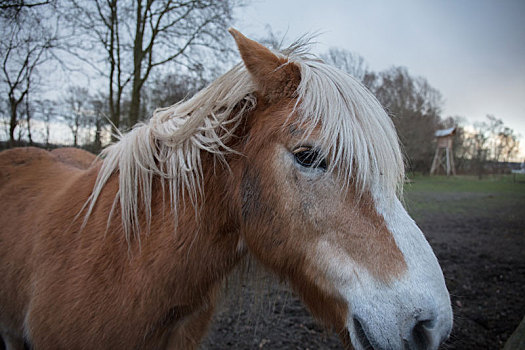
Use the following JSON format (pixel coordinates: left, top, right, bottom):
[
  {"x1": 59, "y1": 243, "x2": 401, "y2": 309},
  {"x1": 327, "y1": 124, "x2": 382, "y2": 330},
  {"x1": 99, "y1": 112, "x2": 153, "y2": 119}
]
[{"x1": 350, "y1": 310, "x2": 452, "y2": 350}]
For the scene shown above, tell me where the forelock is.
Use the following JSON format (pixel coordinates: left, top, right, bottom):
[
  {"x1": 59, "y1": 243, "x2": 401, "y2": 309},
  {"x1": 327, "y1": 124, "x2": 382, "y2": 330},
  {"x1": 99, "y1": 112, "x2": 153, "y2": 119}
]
[{"x1": 289, "y1": 55, "x2": 405, "y2": 198}]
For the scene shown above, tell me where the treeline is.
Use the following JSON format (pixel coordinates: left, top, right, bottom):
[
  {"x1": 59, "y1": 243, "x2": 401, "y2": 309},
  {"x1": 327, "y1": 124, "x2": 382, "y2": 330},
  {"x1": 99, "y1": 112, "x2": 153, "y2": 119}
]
[
  {"x1": 1, "y1": 1, "x2": 520, "y2": 174},
  {"x1": 450, "y1": 115, "x2": 521, "y2": 175},
  {"x1": 322, "y1": 48, "x2": 521, "y2": 174}
]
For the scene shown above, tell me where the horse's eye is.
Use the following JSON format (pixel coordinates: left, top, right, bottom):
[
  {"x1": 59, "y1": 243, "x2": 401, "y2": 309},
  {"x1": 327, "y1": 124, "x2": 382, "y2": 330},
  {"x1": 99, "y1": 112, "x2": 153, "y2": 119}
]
[{"x1": 293, "y1": 148, "x2": 327, "y2": 170}]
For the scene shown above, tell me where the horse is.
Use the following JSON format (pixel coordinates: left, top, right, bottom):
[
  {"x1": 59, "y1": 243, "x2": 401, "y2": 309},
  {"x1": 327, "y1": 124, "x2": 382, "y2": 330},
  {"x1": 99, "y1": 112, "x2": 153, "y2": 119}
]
[
  {"x1": 0, "y1": 29, "x2": 453, "y2": 350},
  {"x1": 50, "y1": 147, "x2": 97, "y2": 169}
]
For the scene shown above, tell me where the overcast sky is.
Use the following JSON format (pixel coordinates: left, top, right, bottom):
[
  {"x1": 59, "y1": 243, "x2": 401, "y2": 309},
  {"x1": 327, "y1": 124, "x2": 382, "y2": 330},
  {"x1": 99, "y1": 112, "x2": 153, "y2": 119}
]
[{"x1": 235, "y1": 0, "x2": 525, "y2": 157}]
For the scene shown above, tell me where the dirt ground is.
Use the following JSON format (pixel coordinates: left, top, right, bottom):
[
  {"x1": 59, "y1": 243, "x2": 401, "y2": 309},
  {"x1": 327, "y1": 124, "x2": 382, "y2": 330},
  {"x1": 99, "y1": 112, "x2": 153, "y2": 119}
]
[{"x1": 202, "y1": 183, "x2": 525, "y2": 349}]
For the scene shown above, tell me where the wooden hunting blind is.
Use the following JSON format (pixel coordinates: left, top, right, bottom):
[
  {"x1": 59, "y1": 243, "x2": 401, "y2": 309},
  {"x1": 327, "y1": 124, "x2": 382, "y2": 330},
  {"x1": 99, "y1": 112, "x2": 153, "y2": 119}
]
[{"x1": 430, "y1": 127, "x2": 456, "y2": 175}]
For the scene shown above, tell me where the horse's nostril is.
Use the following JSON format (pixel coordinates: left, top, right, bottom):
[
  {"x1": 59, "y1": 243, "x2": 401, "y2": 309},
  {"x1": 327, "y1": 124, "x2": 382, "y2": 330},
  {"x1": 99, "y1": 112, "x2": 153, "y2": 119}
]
[{"x1": 411, "y1": 319, "x2": 434, "y2": 350}]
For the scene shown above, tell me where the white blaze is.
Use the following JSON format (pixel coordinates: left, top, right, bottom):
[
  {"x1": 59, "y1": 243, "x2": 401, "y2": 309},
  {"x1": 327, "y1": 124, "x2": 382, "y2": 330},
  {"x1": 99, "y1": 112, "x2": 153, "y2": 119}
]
[{"x1": 316, "y1": 186, "x2": 453, "y2": 350}]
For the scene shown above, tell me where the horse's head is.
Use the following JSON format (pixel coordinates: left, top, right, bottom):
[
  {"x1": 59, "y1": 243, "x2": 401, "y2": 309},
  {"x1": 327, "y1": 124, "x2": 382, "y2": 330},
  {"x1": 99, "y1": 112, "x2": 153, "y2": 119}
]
[{"x1": 229, "y1": 29, "x2": 453, "y2": 350}]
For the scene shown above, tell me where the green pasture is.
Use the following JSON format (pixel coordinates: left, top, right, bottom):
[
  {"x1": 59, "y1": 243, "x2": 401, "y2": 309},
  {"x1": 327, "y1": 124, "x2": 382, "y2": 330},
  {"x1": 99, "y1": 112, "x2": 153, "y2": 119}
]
[
  {"x1": 406, "y1": 174, "x2": 525, "y2": 194},
  {"x1": 403, "y1": 174, "x2": 525, "y2": 222}
]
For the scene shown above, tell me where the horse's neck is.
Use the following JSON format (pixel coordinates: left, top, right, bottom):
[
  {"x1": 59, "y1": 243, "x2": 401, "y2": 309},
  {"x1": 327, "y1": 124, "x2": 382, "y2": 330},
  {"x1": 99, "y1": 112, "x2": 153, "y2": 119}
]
[
  {"x1": 94, "y1": 156, "x2": 244, "y2": 307},
  {"x1": 26, "y1": 155, "x2": 246, "y2": 345}
]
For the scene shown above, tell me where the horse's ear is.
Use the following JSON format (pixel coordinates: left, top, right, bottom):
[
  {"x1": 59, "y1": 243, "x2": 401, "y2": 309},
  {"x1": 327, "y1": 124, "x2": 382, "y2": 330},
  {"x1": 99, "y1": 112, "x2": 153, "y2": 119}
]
[{"x1": 228, "y1": 28, "x2": 301, "y2": 101}]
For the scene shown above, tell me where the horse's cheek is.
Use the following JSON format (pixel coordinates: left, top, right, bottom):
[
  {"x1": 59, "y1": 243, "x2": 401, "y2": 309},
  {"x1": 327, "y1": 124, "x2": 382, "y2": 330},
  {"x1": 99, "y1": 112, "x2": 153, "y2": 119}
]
[
  {"x1": 240, "y1": 169, "x2": 262, "y2": 223},
  {"x1": 239, "y1": 168, "x2": 293, "y2": 264}
]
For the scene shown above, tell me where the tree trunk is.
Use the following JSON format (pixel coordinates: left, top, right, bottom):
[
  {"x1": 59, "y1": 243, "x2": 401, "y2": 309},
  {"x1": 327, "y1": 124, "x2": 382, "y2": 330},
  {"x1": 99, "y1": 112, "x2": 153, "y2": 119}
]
[
  {"x1": 128, "y1": 0, "x2": 144, "y2": 128},
  {"x1": 45, "y1": 118, "x2": 50, "y2": 147},
  {"x1": 8, "y1": 97, "x2": 19, "y2": 147},
  {"x1": 108, "y1": 0, "x2": 119, "y2": 141},
  {"x1": 73, "y1": 116, "x2": 79, "y2": 147},
  {"x1": 26, "y1": 97, "x2": 33, "y2": 145},
  {"x1": 94, "y1": 117, "x2": 102, "y2": 153},
  {"x1": 129, "y1": 78, "x2": 142, "y2": 127},
  {"x1": 26, "y1": 113, "x2": 33, "y2": 145}
]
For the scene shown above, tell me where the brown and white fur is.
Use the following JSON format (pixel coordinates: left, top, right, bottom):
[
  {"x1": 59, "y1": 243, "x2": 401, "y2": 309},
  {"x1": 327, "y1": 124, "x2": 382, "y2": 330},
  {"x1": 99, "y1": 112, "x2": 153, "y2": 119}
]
[{"x1": 0, "y1": 29, "x2": 452, "y2": 350}]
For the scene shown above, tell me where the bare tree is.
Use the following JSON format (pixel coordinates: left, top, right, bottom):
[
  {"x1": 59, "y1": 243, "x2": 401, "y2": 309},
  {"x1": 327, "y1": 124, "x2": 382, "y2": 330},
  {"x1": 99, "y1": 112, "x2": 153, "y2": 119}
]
[
  {"x1": 62, "y1": 0, "x2": 239, "y2": 134},
  {"x1": 86, "y1": 91, "x2": 110, "y2": 152},
  {"x1": 23, "y1": 76, "x2": 33, "y2": 144},
  {"x1": 0, "y1": 0, "x2": 52, "y2": 18},
  {"x1": 62, "y1": 86, "x2": 90, "y2": 147},
  {"x1": 0, "y1": 1, "x2": 57, "y2": 145},
  {"x1": 321, "y1": 48, "x2": 369, "y2": 83},
  {"x1": 34, "y1": 98, "x2": 57, "y2": 146},
  {"x1": 466, "y1": 121, "x2": 491, "y2": 178},
  {"x1": 143, "y1": 70, "x2": 208, "y2": 113},
  {"x1": 446, "y1": 115, "x2": 521, "y2": 175},
  {"x1": 369, "y1": 67, "x2": 443, "y2": 172},
  {"x1": 0, "y1": 97, "x2": 8, "y2": 140},
  {"x1": 0, "y1": 1, "x2": 51, "y2": 9},
  {"x1": 495, "y1": 127, "x2": 520, "y2": 163},
  {"x1": 485, "y1": 115, "x2": 504, "y2": 162},
  {"x1": 483, "y1": 115, "x2": 520, "y2": 165}
]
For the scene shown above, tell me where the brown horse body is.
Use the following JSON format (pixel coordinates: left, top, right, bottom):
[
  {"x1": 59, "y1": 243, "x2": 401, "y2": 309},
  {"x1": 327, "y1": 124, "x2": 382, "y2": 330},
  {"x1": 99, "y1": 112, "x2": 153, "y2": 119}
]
[
  {"x1": 0, "y1": 30, "x2": 453, "y2": 350},
  {"x1": 50, "y1": 147, "x2": 96, "y2": 169},
  {"x1": 0, "y1": 146, "x2": 248, "y2": 349}
]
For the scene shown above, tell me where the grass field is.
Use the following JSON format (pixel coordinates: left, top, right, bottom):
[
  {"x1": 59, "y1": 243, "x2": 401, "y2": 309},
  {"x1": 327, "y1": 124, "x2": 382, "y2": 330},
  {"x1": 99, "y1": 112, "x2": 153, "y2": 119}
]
[
  {"x1": 403, "y1": 174, "x2": 525, "y2": 222},
  {"x1": 406, "y1": 174, "x2": 525, "y2": 193}
]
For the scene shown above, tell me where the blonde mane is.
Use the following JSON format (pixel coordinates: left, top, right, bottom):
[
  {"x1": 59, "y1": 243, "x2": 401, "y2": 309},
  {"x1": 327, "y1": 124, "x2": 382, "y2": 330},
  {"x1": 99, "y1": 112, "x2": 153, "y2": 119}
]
[
  {"x1": 84, "y1": 45, "x2": 404, "y2": 242},
  {"x1": 293, "y1": 58, "x2": 405, "y2": 195}
]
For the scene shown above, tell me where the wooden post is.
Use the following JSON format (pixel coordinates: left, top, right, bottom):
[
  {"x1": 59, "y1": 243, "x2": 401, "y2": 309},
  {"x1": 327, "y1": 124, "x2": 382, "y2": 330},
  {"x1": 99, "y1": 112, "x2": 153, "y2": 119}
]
[{"x1": 430, "y1": 127, "x2": 456, "y2": 176}]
